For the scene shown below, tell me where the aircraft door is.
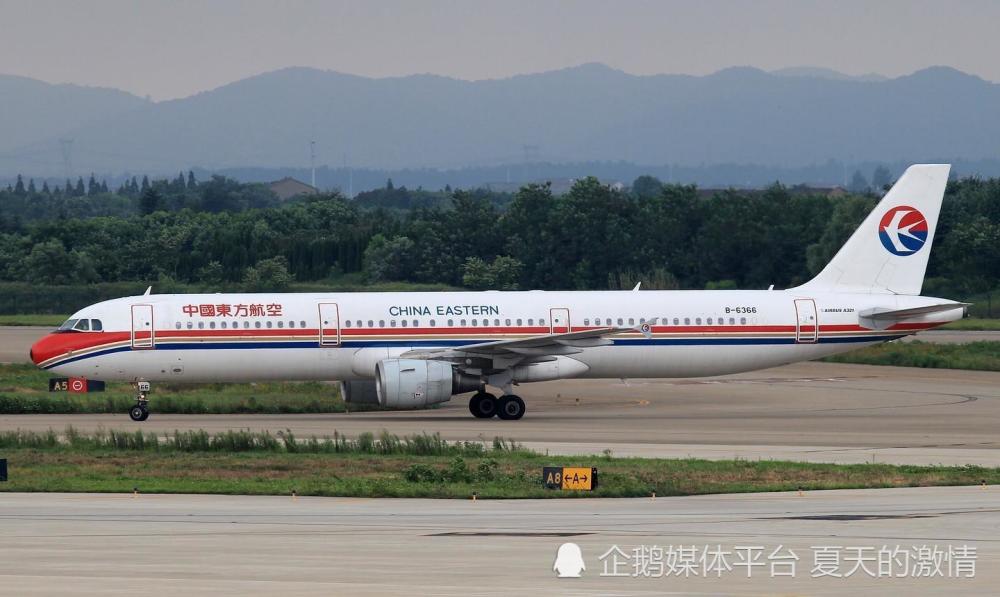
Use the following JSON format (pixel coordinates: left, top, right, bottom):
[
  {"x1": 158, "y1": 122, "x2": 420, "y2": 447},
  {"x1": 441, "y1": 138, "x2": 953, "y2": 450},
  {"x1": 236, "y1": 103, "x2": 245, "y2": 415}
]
[
  {"x1": 131, "y1": 304, "x2": 155, "y2": 349},
  {"x1": 319, "y1": 303, "x2": 341, "y2": 346},
  {"x1": 549, "y1": 308, "x2": 571, "y2": 334},
  {"x1": 794, "y1": 299, "x2": 818, "y2": 343}
]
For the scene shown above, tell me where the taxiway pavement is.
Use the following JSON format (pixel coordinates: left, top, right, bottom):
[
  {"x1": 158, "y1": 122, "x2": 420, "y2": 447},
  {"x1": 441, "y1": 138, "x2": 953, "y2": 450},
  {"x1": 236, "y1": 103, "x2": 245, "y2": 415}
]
[
  {"x1": 2, "y1": 360, "x2": 999, "y2": 466},
  {"x1": 0, "y1": 487, "x2": 995, "y2": 595}
]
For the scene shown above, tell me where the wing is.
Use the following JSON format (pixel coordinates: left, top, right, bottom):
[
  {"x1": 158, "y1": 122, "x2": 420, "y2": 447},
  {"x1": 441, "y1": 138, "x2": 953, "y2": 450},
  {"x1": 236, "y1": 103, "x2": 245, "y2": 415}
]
[{"x1": 400, "y1": 319, "x2": 657, "y2": 365}]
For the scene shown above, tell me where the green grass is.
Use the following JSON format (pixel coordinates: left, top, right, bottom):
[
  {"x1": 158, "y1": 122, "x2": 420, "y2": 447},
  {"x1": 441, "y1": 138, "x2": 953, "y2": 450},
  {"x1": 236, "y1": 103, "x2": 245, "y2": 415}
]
[
  {"x1": 0, "y1": 314, "x2": 66, "y2": 326},
  {"x1": 823, "y1": 340, "x2": 1000, "y2": 371},
  {"x1": 0, "y1": 428, "x2": 996, "y2": 498},
  {"x1": 0, "y1": 363, "x2": 360, "y2": 414},
  {"x1": 940, "y1": 317, "x2": 1000, "y2": 331}
]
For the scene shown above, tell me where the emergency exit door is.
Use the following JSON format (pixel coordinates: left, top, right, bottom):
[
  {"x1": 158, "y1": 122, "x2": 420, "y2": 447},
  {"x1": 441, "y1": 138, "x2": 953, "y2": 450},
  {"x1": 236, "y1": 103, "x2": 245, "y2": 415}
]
[
  {"x1": 318, "y1": 303, "x2": 341, "y2": 346},
  {"x1": 549, "y1": 308, "x2": 571, "y2": 334},
  {"x1": 794, "y1": 299, "x2": 818, "y2": 343},
  {"x1": 131, "y1": 304, "x2": 155, "y2": 349}
]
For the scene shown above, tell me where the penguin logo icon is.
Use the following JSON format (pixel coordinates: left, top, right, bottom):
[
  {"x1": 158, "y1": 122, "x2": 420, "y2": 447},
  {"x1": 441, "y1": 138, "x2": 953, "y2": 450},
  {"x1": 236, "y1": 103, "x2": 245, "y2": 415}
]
[{"x1": 553, "y1": 543, "x2": 586, "y2": 578}]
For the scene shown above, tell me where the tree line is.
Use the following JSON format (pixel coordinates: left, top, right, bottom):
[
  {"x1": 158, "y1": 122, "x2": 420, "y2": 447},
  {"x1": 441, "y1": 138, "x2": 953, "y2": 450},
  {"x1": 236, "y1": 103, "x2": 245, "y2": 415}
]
[{"x1": 0, "y1": 173, "x2": 998, "y2": 313}]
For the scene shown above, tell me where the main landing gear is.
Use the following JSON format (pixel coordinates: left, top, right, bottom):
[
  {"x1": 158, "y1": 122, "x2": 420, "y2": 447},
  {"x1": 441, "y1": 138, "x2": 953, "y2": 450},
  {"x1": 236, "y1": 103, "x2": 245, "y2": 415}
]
[
  {"x1": 469, "y1": 391, "x2": 525, "y2": 420},
  {"x1": 129, "y1": 381, "x2": 151, "y2": 422}
]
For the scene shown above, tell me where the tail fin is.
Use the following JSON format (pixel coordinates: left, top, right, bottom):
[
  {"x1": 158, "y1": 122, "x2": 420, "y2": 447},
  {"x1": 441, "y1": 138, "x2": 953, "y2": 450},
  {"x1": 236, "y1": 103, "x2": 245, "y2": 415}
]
[{"x1": 794, "y1": 164, "x2": 950, "y2": 295}]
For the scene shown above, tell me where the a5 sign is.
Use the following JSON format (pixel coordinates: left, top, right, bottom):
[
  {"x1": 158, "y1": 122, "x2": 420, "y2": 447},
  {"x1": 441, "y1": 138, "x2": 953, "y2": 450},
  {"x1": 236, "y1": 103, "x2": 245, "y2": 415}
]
[{"x1": 48, "y1": 377, "x2": 106, "y2": 393}]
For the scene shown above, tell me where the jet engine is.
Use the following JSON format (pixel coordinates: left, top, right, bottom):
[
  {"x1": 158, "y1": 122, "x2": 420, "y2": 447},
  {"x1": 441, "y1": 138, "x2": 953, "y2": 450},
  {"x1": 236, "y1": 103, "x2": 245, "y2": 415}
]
[
  {"x1": 375, "y1": 359, "x2": 478, "y2": 409},
  {"x1": 340, "y1": 380, "x2": 379, "y2": 405}
]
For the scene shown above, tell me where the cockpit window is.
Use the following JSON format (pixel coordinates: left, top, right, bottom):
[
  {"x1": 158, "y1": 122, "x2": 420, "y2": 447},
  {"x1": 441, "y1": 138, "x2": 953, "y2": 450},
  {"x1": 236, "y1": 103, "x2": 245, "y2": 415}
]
[{"x1": 56, "y1": 318, "x2": 102, "y2": 332}]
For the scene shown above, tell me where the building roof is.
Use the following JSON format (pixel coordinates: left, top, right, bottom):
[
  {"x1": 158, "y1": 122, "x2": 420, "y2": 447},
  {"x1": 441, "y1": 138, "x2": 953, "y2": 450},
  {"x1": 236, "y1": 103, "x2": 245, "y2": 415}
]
[{"x1": 268, "y1": 177, "x2": 318, "y2": 200}]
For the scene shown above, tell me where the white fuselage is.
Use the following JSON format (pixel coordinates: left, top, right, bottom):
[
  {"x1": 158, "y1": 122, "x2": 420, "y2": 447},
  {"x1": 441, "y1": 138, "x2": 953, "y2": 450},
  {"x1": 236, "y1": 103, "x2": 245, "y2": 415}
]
[{"x1": 32, "y1": 289, "x2": 961, "y2": 384}]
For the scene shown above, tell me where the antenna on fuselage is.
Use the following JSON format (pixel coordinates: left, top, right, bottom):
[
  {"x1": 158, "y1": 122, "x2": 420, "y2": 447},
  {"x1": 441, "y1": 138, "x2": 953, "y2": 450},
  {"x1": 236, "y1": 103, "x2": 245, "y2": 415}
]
[
  {"x1": 143, "y1": 286, "x2": 152, "y2": 296},
  {"x1": 632, "y1": 282, "x2": 641, "y2": 291}
]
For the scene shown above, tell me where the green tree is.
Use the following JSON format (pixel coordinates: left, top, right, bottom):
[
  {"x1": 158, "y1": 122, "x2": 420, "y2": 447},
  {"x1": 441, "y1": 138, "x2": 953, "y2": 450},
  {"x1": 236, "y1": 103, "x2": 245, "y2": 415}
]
[
  {"x1": 139, "y1": 187, "x2": 162, "y2": 215},
  {"x1": 242, "y1": 256, "x2": 292, "y2": 291},
  {"x1": 362, "y1": 234, "x2": 414, "y2": 282}
]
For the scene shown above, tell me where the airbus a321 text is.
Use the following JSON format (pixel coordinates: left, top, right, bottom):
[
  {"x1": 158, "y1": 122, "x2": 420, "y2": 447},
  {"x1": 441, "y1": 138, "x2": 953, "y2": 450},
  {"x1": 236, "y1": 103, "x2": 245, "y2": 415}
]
[{"x1": 30, "y1": 165, "x2": 966, "y2": 421}]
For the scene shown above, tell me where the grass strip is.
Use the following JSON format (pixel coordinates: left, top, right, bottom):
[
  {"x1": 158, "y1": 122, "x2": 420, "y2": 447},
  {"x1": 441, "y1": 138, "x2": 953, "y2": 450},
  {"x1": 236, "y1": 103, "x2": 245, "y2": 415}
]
[
  {"x1": 939, "y1": 318, "x2": 1000, "y2": 331},
  {"x1": 0, "y1": 363, "x2": 366, "y2": 414},
  {"x1": 0, "y1": 427, "x2": 996, "y2": 498},
  {"x1": 822, "y1": 340, "x2": 1000, "y2": 372}
]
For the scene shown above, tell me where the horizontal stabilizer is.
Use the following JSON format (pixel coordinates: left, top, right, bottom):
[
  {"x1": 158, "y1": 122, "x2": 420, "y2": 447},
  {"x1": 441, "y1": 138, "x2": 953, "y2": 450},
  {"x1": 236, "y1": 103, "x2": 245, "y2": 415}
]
[{"x1": 858, "y1": 303, "x2": 968, "y2": 330}]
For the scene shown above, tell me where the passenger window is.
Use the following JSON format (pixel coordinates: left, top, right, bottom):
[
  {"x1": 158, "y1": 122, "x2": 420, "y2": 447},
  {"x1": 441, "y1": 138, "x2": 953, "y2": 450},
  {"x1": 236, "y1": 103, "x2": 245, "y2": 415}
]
[
  {"x1": 528, "y1": 318, "x2": 534, "y2": 325},
  {"x1": 390, "y1": 320, "x2": 397, "y2": 328},
  {"x1": 617, "y1": 318, "x2": 623, "y2": 326},
  {"x1": 255, "y1": 321, "x2": 261, "y2": 329},
  {"x1": 198, "y1": 322, "x2": 204, "y2": 329},
  {"x1": 209, "y1": 321, "x2": 216, "y2": 329},
  {"x1": 277, "y1": 321, "x2": 284, "y2": 328},
  {"x1": 413, "y1": 320, "x2": 418, "y2": 327},
  {"x1": 268, "y1": 321, "x2": 275, "y2": 329},
  {"x1": 470, "y1": 319, "x2": 477, "y2": 327},
  {"x1": 461, "y1": 319, "x2": 467, "y2": 326},
  {"x1": 707, "y1": 318, "x2": 713, "y2": 325},
  {"x1": 729, "y1": 317, "x2": 736, "y2": 325},
  {"x1": 429, "y1": 319, "x2": 436, "y2": 327},
  {"x1": 505, "y1": 318, "x2": 511, "y2": 326},
  {"x1": 516, "y1": 318, "x2": 522, "y2": 326},
  {"x1": 584, "y1": 318, "x2": 590, "y2": 326},
  {"x1": 187, "y1": 322, "x2": 193, "y2": 329},
  {"x1": 628, "y1": 318, "x2": 635, "y2": 325},
  {"x1": 696, "y1": 318, "x2": 702, "y2": 325},
  {"x1": 344, "y1": 320, "x2": 352, "y2": 328},
  {"x1": 244, "y1": 321, "x2": 251, "y2": 329},
  {"x1": 740, "y1": 317, "x2": 747, "y2": 325},
  {"x1": 367, "y1": 320, "x2": 373, "y2": 327},
  {"x1": 494, "y1": 319, "x2": 500, "y2": 326},
  {"x1": 91, "y1": 319, "x2": 103, "y2": 331},
  {"x1": 289, "y1": 321, "x2": 295, "y2": 328},
  {"x1": 401, "y1": 320, "x2": 408, "y2": 327},
  {"x1": 539, "y1": 318, "x2": 545, "y2": 325},
  {"x1": 483, "y1": 319, "x2": 489, "y2": 326},
  {"x1": 673, "y1": 318, "x2": 679, "y2": 325},
  {"x1": 448, "y1": 319, "x2": 454, "y2": 326},
  {"x1": 175, "y1": 322, "x2": 181, "y2": 330},
  {"x1": 356, "y1": 320, "x2": 362, "y2": 328},
  {"x1": 222, "y1": 321, "x2": 228, "y2": 329},
  {"x1": 684, "y1": 318, "x2": 690, "y2": 325},
  {"x1": 379, "y1": 320, "x2": 385, "y2": 327}
]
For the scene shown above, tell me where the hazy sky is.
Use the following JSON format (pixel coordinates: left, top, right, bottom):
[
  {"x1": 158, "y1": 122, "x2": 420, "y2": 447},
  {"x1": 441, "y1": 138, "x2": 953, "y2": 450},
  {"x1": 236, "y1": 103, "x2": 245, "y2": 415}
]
[{"x1": 2, "y1": 0, "x2": 998, "y2": 100}]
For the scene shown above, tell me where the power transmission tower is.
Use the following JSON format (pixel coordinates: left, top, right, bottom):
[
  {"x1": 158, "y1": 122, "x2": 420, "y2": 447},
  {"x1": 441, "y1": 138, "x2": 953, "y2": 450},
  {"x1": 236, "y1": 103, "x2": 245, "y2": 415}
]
[
  {"x1": 58, "y1": 139, "x2": 74, "y2": 179},
  {"x1": 310, "y1": 140, "x2": 316, "y2": 188}
]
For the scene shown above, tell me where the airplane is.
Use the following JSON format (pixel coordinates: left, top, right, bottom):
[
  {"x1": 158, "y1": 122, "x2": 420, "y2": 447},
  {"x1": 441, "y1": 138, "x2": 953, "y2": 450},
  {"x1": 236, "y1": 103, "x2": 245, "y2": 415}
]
[{"x1": 30, "y1": 164, "x2": 966, "y2": 422}]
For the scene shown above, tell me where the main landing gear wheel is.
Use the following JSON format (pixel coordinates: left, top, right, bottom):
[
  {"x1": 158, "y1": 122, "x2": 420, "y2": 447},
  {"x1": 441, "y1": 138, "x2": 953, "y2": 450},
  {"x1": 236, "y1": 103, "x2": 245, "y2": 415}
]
[
  {"x1": 497, "y1": 395, "x2": 526, "y2": 420},
  {"x1": 469, "y1": 392, "x2": 498, "y2": 418}
]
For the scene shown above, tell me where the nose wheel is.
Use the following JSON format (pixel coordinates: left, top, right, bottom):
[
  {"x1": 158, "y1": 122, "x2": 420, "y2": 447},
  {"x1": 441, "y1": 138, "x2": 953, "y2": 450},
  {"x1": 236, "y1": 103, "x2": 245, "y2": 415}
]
[{"x1": 129, "y1": 381, "x2": 151, "y2": 421}]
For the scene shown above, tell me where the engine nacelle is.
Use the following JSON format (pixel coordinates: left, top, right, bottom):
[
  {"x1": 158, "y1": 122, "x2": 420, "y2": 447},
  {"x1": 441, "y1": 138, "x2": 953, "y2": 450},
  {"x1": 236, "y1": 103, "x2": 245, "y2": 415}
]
[
  {"x1": 375, "y1": 359, "x2": 477, "y2": 409},
  {"x1": 340, "y1": 380, "x2": 379, "y2": 405}
]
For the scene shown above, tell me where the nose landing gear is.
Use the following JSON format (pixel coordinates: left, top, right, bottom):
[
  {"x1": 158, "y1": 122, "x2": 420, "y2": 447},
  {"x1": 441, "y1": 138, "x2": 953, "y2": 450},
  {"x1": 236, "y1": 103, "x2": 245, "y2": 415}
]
[{"x1": 129, "y1": 381, "x2": 151, "y2": 421}]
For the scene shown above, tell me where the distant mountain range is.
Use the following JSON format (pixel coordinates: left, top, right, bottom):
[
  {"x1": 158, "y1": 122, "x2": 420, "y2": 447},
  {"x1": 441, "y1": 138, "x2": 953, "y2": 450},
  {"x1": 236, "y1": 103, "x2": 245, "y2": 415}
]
[{"x1": 2, "y1": 64, "x2": 998, "y2": 180}]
